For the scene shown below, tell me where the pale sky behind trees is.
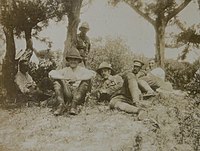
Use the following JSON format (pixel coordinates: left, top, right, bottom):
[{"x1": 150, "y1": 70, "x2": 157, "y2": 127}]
[{"x1": 14, "y1": 0, "x2": 200, "y2": 62}]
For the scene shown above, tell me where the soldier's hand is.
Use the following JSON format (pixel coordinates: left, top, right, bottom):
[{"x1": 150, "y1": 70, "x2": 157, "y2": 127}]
[
  {"x1": 24, "y1": 88, "x2": 30, "y2": 94},
  {"x1": 29, "y1": 86, "x2": 37, "y2": 92},
  {"x1": 90, "y1": 90, "x2": 100, "y2": 99},
  {"x1": 69, "y1": 77, "x2": 77, "y2": 83},
  {"x1": 99, "y1": 89, "x2": 108, "y2": 94}
]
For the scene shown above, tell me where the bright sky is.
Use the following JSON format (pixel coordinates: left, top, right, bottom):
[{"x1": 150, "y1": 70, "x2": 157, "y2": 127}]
[{"x1": 15, "y1": 0, "x2": 200, "y2": 62}]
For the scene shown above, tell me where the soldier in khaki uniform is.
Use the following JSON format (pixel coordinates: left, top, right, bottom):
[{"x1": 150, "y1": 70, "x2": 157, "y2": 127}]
[
  {"x1": 94, "y1": 62, "x2": 124, "y2": 102},
  {"x1": 76, "y1": 22, "x2": 91, "y2": 67},
  {"x1": 139, "y1": 59, "x2": 172, "y2": 92},
  {"x1": 109, "y1": 60, "x2": 146, "y2": 114},
  {"x1": 95, "y1": 61, "x2": 142, "y2": 114},
  {"x1": 49, "y1": 48, "x2": 96, "y2": 116}
]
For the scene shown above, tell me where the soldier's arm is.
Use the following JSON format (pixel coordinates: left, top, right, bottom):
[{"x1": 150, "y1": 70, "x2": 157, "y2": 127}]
[
  {"x1": 49, "y1": 68, "x2": 73, "y2": 80},
  {"x1": 88, "y1": 40, "x2": 91, "y2": 53},
  {"x1": 137, "y1": 70, "x2": 147, "y2": 78},
  {"x1": 76, "y1": 68, "x2": 96, "y2": 81},
  {"x1": 101, "y1": 75, "x2": 123, "y2": 95}
]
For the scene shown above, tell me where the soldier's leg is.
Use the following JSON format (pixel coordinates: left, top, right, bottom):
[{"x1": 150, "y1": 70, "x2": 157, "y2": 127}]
[
  {"x1": 83, "y1": 59, "x2": 87, "y2": 67},
  {"x1": 53, "y1": 80, "x2": 71, "y2": 116},
  {"x1": 138, "y1": 79, "x2": 154, "y2": 93},
  {"x1": 110, "y1": 95, "x2": 139, "y2": 114},
  {"x1": 126, "y1": 73, "x2": 140, "y2": 103},
  {"x1": 69, "y1": 80, "x2": 90, "y2": 115},
  {"x1": 138, "y1": 79, "x2": 156, "y2": 98},
  {"x1": 61, "y1": 80, "x2": 73, "y2": 105},
  {"x1": 140, "y1": 75, "x2": 160, "y2": 91},
  {"x1": 53, "y1": 81, "x2": 65, "y2": 104}
]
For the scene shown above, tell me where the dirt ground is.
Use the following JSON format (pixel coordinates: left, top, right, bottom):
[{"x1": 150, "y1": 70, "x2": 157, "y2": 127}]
[{"x1": 0, "y1": 92, "x2": 199, "y2": 151}]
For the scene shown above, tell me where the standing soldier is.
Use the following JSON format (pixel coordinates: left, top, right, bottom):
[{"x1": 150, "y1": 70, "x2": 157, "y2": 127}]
[
  {"x1": 49, "y1": 47, "x2": 96, "y2": 116},
  {"x1": 76, "y1": 22, "x2": 91, "y2": 67}
]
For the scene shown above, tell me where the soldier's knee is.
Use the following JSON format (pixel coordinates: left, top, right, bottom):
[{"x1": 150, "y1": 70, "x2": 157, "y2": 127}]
[
  {"x1": 114, "y1": 101, "x2": 126, "y2": 110},
  {"x1": 109, "y1": 98, "x2": 120, "y2": 109},
  {"x1": 126, "y1": 73, "x2": 137, "y2": 81},
  {"x1": 137, "y1": 79, "x2": 143, "y2": 84}
]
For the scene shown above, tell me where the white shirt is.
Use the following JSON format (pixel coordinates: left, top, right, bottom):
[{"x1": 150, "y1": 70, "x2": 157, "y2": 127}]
[
  {"x1": 49, "y1": 66, "x2": 96, "y2": 87},
  {"x1": 15, "y1": 71, "x2": 36, "y2": 93},
  {"x1": 150, "y1": 67, "x2": 165, "y2": 80}
]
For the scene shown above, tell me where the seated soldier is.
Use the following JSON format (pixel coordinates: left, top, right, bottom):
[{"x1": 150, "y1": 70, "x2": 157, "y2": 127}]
[
  {"x1": 95, "y1": 61, "x2": 142, "y2": 114},
  {"x1": 15, "y1": 60, "x2": 50, "y2": 102},
  {"x1": 49, "y1": 47, "x2": 96, "y2": 116},
  {"x1": 148, "y1": 59, "x2": 165, "y2": 80},
  {"x1": 123, "y1": 60, "x2": 155, "y2": 97},
  {"x1": 94, "y1": 62, "x2": 123, "y2": 102},
  {"x1": 111, "y1": 60, "x2": 156, "y2": 113},
  {"x1": 139, "y1": 59, "x2": 172, "y2": 91}
]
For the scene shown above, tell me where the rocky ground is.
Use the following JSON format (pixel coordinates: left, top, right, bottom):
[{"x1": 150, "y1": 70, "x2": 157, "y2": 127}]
[{"x1": 0, "y1": 91, "x2": 199, "y2": 151}]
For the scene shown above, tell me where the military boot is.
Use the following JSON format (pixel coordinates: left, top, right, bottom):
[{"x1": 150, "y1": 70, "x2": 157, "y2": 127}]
[
  {"x1": 69, "y1": 101, "x2": 78, "y2": 115},
  {"x1": 54, "y1": 103, "x2": 66, "y2": 116}
]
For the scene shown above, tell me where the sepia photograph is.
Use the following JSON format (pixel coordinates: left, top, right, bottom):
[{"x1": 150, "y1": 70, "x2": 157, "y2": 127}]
[{"x1": 0, "y1": 0, "x2": 200, "y2": 150}]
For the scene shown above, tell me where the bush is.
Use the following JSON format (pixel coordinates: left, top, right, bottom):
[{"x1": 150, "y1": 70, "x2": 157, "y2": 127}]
[
  {"x1": 87, "y1": 37, "x2": 148, "y2": 73},
  {"x1": 165, "y1": 59, "x2": 200, "y2": 93},
  {"x1": 29, "y1": 59, "x2": 57, "y2": 91}
]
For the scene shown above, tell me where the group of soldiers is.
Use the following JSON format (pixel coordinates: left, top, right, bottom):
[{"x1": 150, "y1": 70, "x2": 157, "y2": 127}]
[{"x1": 14, "y1": 22, "x2": 173, "y2": 116}]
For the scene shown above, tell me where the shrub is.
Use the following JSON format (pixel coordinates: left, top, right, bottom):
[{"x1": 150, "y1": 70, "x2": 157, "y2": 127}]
[
  {"x1": 29, "y1": 58, "x2": 57, "y2": 91},
  {"x1": 165, "y1": 59, "x2": 200, "y2": 93},
  {"x1": 87, "y1": 37, "x2": 148, "y2": 73}
]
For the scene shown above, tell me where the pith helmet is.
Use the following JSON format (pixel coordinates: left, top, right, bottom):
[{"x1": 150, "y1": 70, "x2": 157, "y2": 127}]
[
  {"x1": 96, "y1": 62, "x2": 114, "y2": 75},
  {"x1": 133, "y1": 59, "x2": 144, "y2": 67},
  {"x1": 65, "y1": 47, "x2": 82, "y2": 63},
  {"x1": 79, "y1": 22, "x2": 90, "y2": 31}
]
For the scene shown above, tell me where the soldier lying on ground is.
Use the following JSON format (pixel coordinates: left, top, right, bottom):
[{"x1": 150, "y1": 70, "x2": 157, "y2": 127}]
[
  {"x1": 93, "y1": 61, "x2": 143, "y2": 114},
  {"x1": 120, "y1": 60, "x2": 156, "y2": 98},
  {"x1": 15, "y1": 60, "x2": 50, "y2": 103},
  {"x1": 49, "y1": 47, "x2": 96, "y2": 116}
]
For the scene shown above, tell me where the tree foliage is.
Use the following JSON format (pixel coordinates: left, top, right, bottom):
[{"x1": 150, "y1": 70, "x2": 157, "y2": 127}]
[
  {"x1": 166, "y1": 17, "x2": 200, "y2": 60},
  {"x1": 88, "y1": 37, "x2": 148, "y2": 73},
  {"x1": 13, "y1": 0, "x2": 56, "y2": 36},
  {"x1": 109, "y1": 0, "x2": 192, "y2": 67}
]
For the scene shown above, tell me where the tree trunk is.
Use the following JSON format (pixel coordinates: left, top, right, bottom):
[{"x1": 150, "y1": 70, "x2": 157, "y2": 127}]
[
  {"x1": 25, "y1": 27, "x2": 33, "y2": 50},
  {"x1": 63, "y1": 0, "x2": 83, "y2": 65},
  {"x1": 23, "y1": 27, "x2": 34, "y2": 61},
  {"x1": 2, "y1": 26, "x2": 17, "y2": 98},
  {"x1": 155, "y1": 17, "x2": 166, "y2": 68}
]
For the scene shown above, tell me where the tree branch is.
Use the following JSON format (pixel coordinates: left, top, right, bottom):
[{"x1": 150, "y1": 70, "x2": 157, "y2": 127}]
[
  {"x1": 166, "y1": 0, "x2": 192, "y2": 22},
  {"x1": 124, "y1": 0, "x2": 155, "y2": 26},
  {"x1": 165, "y1": 42, "x2": 184, "y2": 48},
  {"x1": 174, "y1": 17, "x2": 187, "y2": 32}
]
